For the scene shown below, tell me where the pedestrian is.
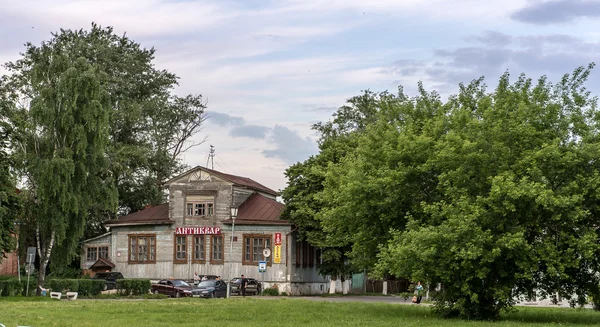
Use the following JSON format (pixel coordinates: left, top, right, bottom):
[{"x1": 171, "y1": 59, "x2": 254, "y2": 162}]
[
  {"x1": 415, "y1": 281, "x2": 424, "y2": 304},
  {"x1": 202, "y1": 275, "x2": 208, "y2": 281},
  {"x1": 193, "y1": 272, "x2": 200, "y2": 284},
  {"x1": 240, "y1": 274, "x2": 247, "y2": 297}
]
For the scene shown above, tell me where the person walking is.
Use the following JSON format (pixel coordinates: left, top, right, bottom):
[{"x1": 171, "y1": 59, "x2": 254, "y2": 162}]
[
  {"x1": 415, "y1": 281, "x2": 424, "y2": 304},
  {"x1": 240, "y1": 274, "x2": 247, "y2": 297}
]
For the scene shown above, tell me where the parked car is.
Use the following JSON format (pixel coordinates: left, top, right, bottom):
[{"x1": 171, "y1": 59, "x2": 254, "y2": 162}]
[
  {"x1": 190, "y1": 274, "x2": 220, "y2": 286},
  {"x1": 191, "y1": 279, "x2": 228, "y2": 298},
  {"x1": 92, "y1": 272, "x2": 124, "y2": 290},
  {"x1": 230, "y1": 277, "x2": 261, "y2": 295},
  {"x1": 151, "y1": 279, "x2": 193, "y2": 298}
]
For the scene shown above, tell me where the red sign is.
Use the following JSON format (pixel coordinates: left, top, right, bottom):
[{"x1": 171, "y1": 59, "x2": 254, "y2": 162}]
[
  {"x1": 175, "y1": 227, "x2": 221, "y2": 235},
  {"x1": 274, "y1": 232, "x2": 282, "y2": 245}
]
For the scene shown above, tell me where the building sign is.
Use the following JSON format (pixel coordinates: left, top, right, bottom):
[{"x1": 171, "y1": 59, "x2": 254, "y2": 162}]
[
  {"x1": 175, "y1": 227, "x2": 221, "y2": 235},
  {"x1": 258, "y1": 261, "x2": 267, "y2": 273},
  {"x1": 273, "y1": 244, "x2": 281, "y2": 264},
  {"x1": 274, "y1": 232, "x2": 282, "y2": 245}
]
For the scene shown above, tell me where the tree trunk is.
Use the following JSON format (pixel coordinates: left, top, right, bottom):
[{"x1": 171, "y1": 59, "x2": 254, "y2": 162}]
[
  {"x1": 329, "y1": 276, "x2": 337, "y2": 294},
  {"x1": 35, "y1": 227, "x2": 54, "y2": 295}
]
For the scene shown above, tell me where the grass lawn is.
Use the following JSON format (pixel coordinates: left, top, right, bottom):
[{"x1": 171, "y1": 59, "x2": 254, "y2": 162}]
[{"x1": 1, "y1": 297, "x2": 600, "y2": 327}]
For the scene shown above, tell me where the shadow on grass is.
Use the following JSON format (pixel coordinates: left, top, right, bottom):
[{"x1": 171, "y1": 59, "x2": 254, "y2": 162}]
[{"x1": 501, "y1": 307, "x2": 600, "y2": 326}]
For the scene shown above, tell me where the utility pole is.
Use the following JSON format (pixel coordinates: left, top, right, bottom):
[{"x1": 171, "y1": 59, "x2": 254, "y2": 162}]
[{"x1": 206, "y1": 145, "x2": 215, "y2": 169}]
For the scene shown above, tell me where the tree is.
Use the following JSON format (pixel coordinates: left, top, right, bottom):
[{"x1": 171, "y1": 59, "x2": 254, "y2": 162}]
[
  {"x1": 6, "y1": 44, "x2": 118, "y2": 290},
  {"x1": 368, "y1": 65, "x2": 600, "y2": 319},
  {"x1": 281, "y1": 90, "x2": 393, "y2": 280},
  {"x1": 0, "y1": 78, "x2": 20, "y2": 259}
]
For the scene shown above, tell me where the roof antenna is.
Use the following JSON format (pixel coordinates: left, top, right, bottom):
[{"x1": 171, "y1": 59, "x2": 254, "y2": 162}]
[{"x1": 206, "y1": 145, "x2": 215, "y2": 169}]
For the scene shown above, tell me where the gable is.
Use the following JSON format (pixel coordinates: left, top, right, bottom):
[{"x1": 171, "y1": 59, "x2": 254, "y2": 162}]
[{"x1": 168, "y1": 167, "x2": 228, "y2": 185}]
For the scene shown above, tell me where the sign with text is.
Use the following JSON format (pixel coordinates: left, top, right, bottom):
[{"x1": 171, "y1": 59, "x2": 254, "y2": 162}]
[
  {"x1": 175, "y1": 227, "x2": 221, "y2": 235},
  {"x1": 258, "y1": 261, "x2": 267, "y2": 273},
  {"x1": 274, "y1": 232, "x2": 282, "y2": 245},
  {"x1": 273, "y1": 245, "x2": 281, "y2": 264}
]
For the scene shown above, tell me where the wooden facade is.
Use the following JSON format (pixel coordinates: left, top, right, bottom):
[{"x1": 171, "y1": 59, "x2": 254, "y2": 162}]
[{"x1": 81, "y1": 166, "x2": 330, "y2": 294}]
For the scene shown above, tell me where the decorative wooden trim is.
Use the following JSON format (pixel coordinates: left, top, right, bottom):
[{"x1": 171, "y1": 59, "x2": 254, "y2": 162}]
[
  {"x1": 127, "y1": 234, "x2": 157, "y2": 264},
  {"x1": 173, "y1": 234, "x2": 187, "y2": 264},
  {"x1": 242, "y1": 234, "x2": 273, "y2": 266},
  {"x1": 191, "y1": 235, "x2": 206, "y2": 264},
  {"x1": 210, "y1": 235, "x2": 224, "y2": 265}
]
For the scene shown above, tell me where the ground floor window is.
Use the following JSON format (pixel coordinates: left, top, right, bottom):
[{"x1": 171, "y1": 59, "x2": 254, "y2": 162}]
[
  {"x1": 193, "y1": 235, "x2": 206, "y2": 263},
  {"x1": 128, "y1": 234, "x2": 156, "y2": 264},
  {"x1": 174, "y1": 235, "x2": 187, "y2": 263},
  {"x1": 243, "y1": 234, "x2": 272, "y2": 265},
  {"x1": 211, "y1": 235, "x2": 223, "y2": 264}
]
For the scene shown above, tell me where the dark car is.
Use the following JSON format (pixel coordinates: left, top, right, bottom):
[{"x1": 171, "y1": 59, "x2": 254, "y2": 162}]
[
  {"x1": 92, "y1": 272, "x2": 124, "y2": 290},
  {"x1": 191, "y1": 279, "x2": 227, "y2": 298},
  {"x1": 151, "y1": 279, "x2": 193, "y2": 298},
  {"x1": 230, "y1": 277, "x2": 261, "y2": 295},
  {"x1": 190, "y1": 274, "x2": 220, "y2": 286}
]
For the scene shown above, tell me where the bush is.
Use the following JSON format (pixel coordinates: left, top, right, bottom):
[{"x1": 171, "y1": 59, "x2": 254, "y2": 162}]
[
  {"x1": 262, "y1": 288, "x2": 279, "y2": 296},
  {"x1": 116, "y1": 279, "x2": 151, "y2": 296},
  {"x1": 0, "y1": 279, "x2": 23, "y2": 296}
]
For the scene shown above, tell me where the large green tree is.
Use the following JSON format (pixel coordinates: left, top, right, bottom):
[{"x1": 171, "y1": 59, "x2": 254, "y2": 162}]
[
  {"x1": 351, "y1": 65, "x2": 600, "y2": 319},
  {"x1": 4, "y1": 24, "x2": 207, "y2": 286},
  {"x1": 7, "y1": 48, "x2": 117, "y2": 290},
  {"x1": 0, "y1": 77, "x2": 21, "y2": 259},
  {"x1": 281, "y1": 91, "x2": 392, "y2": 279}
]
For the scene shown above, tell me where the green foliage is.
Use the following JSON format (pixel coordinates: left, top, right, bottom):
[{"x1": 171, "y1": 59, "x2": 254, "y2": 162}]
[
  {"x1": 285, "y1": 64, "x2": 600, "y2": 319},
  {"x1": 116, "y1": 279, "x2": 151, "y2": 296},
  {"x1": 43, "y1": 278, "x2": 103, "y2": 296},
  {"x1": 262, "y1": 288, "x2": 279, "y2": 296}
]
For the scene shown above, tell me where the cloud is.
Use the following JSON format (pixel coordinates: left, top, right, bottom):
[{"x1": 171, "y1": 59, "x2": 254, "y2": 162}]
[
  {"x1": 511, "y1": 0, "x2": 600, "y2": 24},
  {"x1": 229, "y1": 125, "x2": 270, "y2": 139},
  {"x1": 206, "y1": 112, "x2": 245, "y2": 127},
  {"x1": 262, "y1": 125, "x2": 318, "y2": 164}
]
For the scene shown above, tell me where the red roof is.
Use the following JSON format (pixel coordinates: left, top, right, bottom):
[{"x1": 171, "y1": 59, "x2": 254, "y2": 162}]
[
  {"x1": 166, "y1": 166, "x2": 279, "y2": 196},
  {"x1": 105, "y1": 204, "x2": 174, "y2": 227},
  {"x1": 223, "y1": 193, "x2": 289, "y2": 225},
  {"x1": 90, "y1": 258, "x2": 116, "y2": 269}
]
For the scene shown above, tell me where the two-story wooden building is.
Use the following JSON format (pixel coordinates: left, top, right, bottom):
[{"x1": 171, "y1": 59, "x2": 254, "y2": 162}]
[{"x1": 81, "y1": 166, "x2": 330, "y2": 295}]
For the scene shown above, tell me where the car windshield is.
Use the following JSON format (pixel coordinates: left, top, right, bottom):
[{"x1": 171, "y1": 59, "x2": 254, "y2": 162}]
[
  {"x1": 198, "y1": 280, "x2": 216, "y2": 287},
  {"x1": 172, "y1": 280, "x2": 190, "y2": 287}
]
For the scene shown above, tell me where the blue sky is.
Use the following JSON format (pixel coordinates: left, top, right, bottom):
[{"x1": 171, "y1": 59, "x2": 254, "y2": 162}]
[{"x1": 2, "y1": 0, "x2": 600, "y2": 191}]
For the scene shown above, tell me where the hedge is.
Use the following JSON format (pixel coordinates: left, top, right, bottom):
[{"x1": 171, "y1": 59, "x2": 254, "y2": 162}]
[
  {"x1": 0, "y1": 278, "x2": 36, "y2": 296},
  {"x1": 45, "y1": 279, "x2": 105, "y2": 296},
  {"x1": 116, "y1": 279, "x2": 151, "y2": 295}
]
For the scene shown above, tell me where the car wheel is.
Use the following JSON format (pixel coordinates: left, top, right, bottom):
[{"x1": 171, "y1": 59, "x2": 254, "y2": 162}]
[
  {"x1": 103, "y1": 283, "x2": 108, "y2": 291},
  {"x1": 153, "y1": 289, "x2": 159, "y2": 295},
  {"x1": 175, "y1": 291, "x2": 180, "y2": 298}
]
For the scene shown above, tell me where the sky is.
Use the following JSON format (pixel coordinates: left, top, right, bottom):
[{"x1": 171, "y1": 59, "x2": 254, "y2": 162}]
[{"x1": 1, "y1": 0, "x2": 600, "y2": 192}]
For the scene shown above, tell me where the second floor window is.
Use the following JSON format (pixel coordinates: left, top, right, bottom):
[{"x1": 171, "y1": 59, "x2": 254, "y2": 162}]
[{"x1": 186, "y1": 202, "x2": 214, "y2": 217}]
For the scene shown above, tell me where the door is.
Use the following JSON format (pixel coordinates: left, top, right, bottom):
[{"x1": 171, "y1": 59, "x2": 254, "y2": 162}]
[{"x1": 215, "y1": 281, "x2": 226, "y2": 297}]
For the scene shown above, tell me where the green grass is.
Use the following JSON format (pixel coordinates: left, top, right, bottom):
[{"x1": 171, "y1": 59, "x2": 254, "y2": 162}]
[{"x1": 1, "y1": 297, "x2": 599, "y2": 326}]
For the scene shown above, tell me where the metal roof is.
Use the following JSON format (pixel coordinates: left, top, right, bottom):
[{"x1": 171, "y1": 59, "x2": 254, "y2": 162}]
[
  {"x1": 222, "y1": 193, "x2": 289, "y2": 225},
  {"x1": 105, "y1": 204, "x2": 174, "y2": 227}
]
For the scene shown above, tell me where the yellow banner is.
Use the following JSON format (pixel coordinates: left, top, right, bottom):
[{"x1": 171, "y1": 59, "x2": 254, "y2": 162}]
[{"x1": 273, "y1": 244, "x2": 281, "y2": 264}]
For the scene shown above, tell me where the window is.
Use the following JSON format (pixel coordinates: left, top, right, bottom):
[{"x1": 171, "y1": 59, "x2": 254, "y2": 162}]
[
  {"x1": 186, "y1": 195, "x2": 214, "y2": 217},
  {"x1": 86, "y1": 247, "x2": 97, "y2": 261},
  {"x1": 174, "y1": 235, "x2": 187, "y2": 263},
  {"x1": 193, "y1": 235, "x2": 205, "y2": 263},
  {"x1": 129, "y1": 234, "x2": 156, "y2": 264},
  {"x1": 295, "y1": 240, "x2": 315, "y2": 268},
  {"x1": 243, "y1": 234, "x2": 272, "y2": 265},
  {"x1": 98, "y1": 247, "x2": 109, "y2": 259},
  {"x1": 211, "y1": 235, "x2": 223, "y2": 264},
  {"x1": 86, "y1": 246, "x2": 109, "y2": 261}
]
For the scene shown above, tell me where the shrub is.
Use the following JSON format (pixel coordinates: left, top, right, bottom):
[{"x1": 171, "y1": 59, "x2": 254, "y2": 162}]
[
  {"x1": 117, "y1": 279, "x2": 150, "y2": 296},
  {"x1": 263, "y1": 288, "x2": 279, "y2": 296},
  {"x1": 281, "y1": 291, "x2": 288, "y2": 296}
]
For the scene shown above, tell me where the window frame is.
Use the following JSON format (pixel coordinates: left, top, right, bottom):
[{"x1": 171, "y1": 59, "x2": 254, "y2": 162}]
[
  {"x1": 242, "y1": 234, "x2": 273, "y2": 266},
  {"x1": 86, "y1": 247, "x2": 97, "y2": 261},
  {"x1": 185, "y1": 200, "x2": 215, "y2": 217},
  {"x1": 192, "y1": 235, "x2": 206, "y2": 263},
  {"x1": 210, "y1": 235, "x2": 224, "y2": 265},
  {"x1": 128, "y1": 234, "x2": 157, "y2": 264},
  {"x1": 173, "y1": 235, "x2": 188, "y2": 264}
]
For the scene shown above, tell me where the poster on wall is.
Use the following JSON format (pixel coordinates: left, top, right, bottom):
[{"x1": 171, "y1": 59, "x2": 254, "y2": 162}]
[{"x1": 273, "y1": 244, "x2": 281, "y2": 264}]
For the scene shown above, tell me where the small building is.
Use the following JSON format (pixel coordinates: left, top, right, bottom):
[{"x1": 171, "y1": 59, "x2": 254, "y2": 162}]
[{"x1": 81, "y1": 166, "x2": 331, "y2": 294}]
